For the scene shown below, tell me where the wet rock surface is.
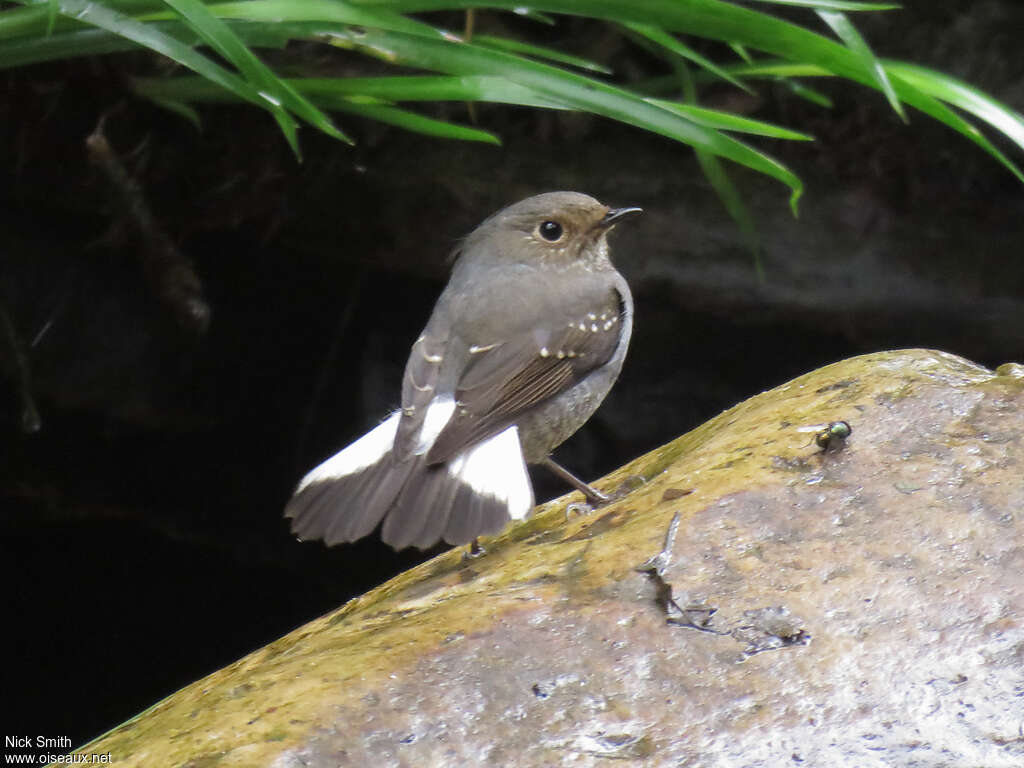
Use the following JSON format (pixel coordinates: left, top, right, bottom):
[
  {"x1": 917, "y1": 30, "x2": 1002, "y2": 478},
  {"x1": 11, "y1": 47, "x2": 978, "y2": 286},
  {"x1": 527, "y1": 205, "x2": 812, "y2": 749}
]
[{"x1": 75, "y1": 349, "x2": 1024, "y2": 767}]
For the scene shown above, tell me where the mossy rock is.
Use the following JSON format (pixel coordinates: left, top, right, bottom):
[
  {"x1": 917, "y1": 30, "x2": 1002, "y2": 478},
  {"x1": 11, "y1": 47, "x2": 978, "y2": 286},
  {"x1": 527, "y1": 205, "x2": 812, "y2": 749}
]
[{"x1": 69, "y1": 349, "x2": 1024, "y2": 768}]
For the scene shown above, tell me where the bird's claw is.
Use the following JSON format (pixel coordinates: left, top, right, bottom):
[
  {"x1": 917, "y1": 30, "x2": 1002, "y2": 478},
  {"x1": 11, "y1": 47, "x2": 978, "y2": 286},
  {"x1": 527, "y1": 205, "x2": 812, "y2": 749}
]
[{"x1": 564, "y1": 501, "x2": 594, "y2": 520}]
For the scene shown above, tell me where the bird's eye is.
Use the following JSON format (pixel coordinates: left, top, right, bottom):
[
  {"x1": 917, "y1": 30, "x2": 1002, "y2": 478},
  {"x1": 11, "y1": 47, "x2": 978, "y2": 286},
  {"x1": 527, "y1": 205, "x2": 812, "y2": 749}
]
[{"x1": 538, "y1": 220, "x2": 564, "y2": 242}]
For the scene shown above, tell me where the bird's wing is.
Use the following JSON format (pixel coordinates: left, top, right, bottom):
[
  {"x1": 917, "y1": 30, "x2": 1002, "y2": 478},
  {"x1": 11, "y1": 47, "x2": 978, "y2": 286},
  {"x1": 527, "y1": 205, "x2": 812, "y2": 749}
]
[
  {"x1": 425, "y1": 285, "x2": 627, "y2": 464},
  {"x1": 391, "y1": 329, "x2": 449, "y2": 462}
]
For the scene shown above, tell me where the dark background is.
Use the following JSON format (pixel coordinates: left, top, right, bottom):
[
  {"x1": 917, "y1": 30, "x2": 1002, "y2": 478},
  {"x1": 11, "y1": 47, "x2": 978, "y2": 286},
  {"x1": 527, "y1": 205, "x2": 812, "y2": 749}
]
[{"x1": 2, "y1": 1, "x2": 1023, "y2": 750}]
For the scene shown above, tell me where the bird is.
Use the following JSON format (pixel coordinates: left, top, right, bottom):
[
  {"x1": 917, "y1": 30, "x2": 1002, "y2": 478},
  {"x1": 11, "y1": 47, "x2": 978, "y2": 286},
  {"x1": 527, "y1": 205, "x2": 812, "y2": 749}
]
[{"x1": 285, "y1": 191, "x2": 640, "y2": 551}]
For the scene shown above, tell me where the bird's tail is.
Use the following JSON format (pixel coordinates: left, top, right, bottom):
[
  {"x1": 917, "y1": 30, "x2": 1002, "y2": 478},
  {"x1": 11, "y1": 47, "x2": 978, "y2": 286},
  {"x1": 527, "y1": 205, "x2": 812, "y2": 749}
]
[{"x1": 285, "y1": 413, "x2": 534, "y2": 550}]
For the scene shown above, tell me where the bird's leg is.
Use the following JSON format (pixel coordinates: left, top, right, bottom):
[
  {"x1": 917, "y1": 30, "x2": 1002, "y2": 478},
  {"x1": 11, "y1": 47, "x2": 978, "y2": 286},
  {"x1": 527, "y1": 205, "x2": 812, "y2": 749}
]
[
  {"x1": 541, "y1": 457, "x2": 610, "y2": 505},
  {"x1": 462, "y1": 538, "x2": 486, "y2": 560}
]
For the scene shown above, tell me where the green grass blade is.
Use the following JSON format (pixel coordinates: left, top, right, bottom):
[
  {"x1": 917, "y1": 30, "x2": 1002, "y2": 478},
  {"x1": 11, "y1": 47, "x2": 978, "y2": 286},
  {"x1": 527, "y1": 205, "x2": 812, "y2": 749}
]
[
  {"x1": 729, "y1": 42, "x2": 753, "y2": 64},
  {"x1": 0, "y1": 19, "x2": 295, "y2": 69},
  {"x1": 134, "y1": 73, "x2": 568, "y2": 109},
  {"x1": 474, "y1": 34, "x2": 611, "y2": 75},
  {"x1": 40, "y1": 0, "x2": 302, "y2": 154},
  {"x1": 712, "y1": 57, "x2": 1024, "y2": 176},
  {"x1": 314, "y1": 99, "x2": 502, "y2": 143},
  {"x1": 887, "y1": 89, "x2": 1024, "y2": 184},
  {"x1": 711, "y1": 61, "x2": 833, "y2": 77},
  {"x1": 161, "y1": 0, "x2": 350, "y2": 146},
  {"x1": 148, "y1": 95, "x2": 204, "y2": 128},
  {"x1": 683, "y1": 62, "x2": 836, "y2": 108},
  {"x1": 45, "y1": 0, "x2": 58, "y2": 35},
  {"x1": 325, "y1": 24, "x2": 804, "y2": 210},
  {"x1": 884, "y1": 61, "x2": 1024, "y2": 153},
  {"x1": 708, "y1": 58, "x2": 1024, "y2": 150},
  {"x1": 783, "y1": 78, "x2": 835, "y2": 108},
  {"x1": 643, "y1": 39, "x2": 762, "y2": 265},
  {"x1": 695, "y1": 148, "x2": 762, "y2": 276},
  {"x1": 6, "y1": 0, "x2": 1018, "y2": 186},
  {"x1": 78, "y1": 2, "x2": 296, "y2": 156},
  {"x1": 355, "y1": 0, "x2": 1021, "y2": 180},
  {"x1": 817, "y1": 9, "x2": 904, "y2": 120},
  {"x1": 0, "y1": 25, "x2": 144, "y2": 66},
  {"x1": 270, "y1": 109, "x2": 301, "y2": 156},
  {"x1": 726, "y1": 57, "x2": 1024, "y2": 177},
  {"x1": 134, "y1": 73, "x2": 501, "y2": 143},
  {"x1": 742, "y1": 0, "x2": 899, "y2": 9},
  {"x1": 137, "y1": 69, "x2": 803, "y2": 149},
  {"x1": 347, "y1": 1, "x2": 898, "y2": 102},
  {"x1": 687, "y1": 60, "x2": 836, "y2": 106},
  {"x1": 651, "y1": 100, "x2": 813, "y2": 140},
  {"x1": 0, "y1": 0, "x2": 168, "y2": 41},
  {"x1": 623, "y1": 22, "x2": 752, "y2": 93},
  {"x1": 341, "y1": 2, "x2": 898, "y2": 102},
  {"x1": 300, "y1": 74, "x2": 568, "y2": 108},
  {"x1": 184, "y1": 0, "x2": 448, "y2": 38},
  {"x1": 726, "y1": 62, "x2": 1023, "y2": 179}
]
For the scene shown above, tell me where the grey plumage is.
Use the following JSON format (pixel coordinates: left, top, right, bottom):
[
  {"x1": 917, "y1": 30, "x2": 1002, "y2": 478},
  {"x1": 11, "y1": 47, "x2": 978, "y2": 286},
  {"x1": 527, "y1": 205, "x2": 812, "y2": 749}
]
[{"x1": 286, "y1": 191, "x2": 638, "y2": 550}]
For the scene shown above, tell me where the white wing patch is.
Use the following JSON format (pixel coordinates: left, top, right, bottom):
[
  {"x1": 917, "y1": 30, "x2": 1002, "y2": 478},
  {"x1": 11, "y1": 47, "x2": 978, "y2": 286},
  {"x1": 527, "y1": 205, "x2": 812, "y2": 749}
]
[
  {"x1": 447, "y1": 425, "x2": 533, "y2": 521},
  {"x1": 416, "y1": 397, "x2": 456, "y2": 454},
  {"x1": 296, "y1": 411, "x2": 400, "y2": 492}
]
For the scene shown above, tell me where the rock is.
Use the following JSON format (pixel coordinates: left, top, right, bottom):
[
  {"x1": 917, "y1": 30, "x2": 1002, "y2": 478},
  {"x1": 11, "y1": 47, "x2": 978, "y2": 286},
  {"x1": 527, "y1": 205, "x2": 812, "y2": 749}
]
[{"x1": 68, "y1": 349, "x2": 1024, "y2": 767}]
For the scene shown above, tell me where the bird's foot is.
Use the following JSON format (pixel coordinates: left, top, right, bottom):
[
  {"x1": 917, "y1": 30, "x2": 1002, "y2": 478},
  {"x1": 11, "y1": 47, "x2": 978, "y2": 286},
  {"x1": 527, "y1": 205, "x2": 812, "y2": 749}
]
[
  {"x1": 564, "y1": 501, "x2": 594, "y2": 520},
  {"x1": 462, "y1": 538, "x2": 486, "y2": 560}
]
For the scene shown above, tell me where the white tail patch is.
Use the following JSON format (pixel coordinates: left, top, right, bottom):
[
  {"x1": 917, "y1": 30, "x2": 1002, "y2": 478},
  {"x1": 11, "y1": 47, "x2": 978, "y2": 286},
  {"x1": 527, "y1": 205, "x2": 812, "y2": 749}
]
[
  {"x1": 416, "y1": 397, "x2": 455, "y2": 454},
  {"x1": 447, "y1": 426, "x2": 533, "y2": 521},
  {"x1": 296, "y1": 412, "x2": 400, "y2": 493}
]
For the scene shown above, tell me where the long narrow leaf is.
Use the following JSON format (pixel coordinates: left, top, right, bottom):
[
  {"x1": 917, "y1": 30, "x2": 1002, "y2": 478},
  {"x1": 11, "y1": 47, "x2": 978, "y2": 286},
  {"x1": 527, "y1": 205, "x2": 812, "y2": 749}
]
[
  {"x1": 667, "y1": 64, "x2": 836, "y2": 108},
  {"x1": 623, "y1": 22, "x2": 752, "y2": 93},
  {"x1": 44, "y1": 0, "x2": 58, "y2": 35},
  {"x1": 817, "y1": 9, "x2": 904, "y2": 120},
  {"x1": 729, "y1": 42, "x2": 753, "y2": 64},
  {"x1": 344, "y1": 1, "x2": 897, "y2": 97},
  {"x1": 148, "y1": 95, "x2": 203, "y2": 128},
  {"x1": 322, "y1": 23, "x2": 804, "y2": 210},
  {"x1": 1, "y1": 0, "x2": 181, "y2": 41},
  {"x1": 137, "y1": 72, "x2": 811, "y2": 144},
  {"x1": 651, "y1": 40, "x2": 762, "y2": 265},
  {"x1": 135, "y1": 73, "x2": 568, "y2": 109},
  {"x1": 783, "y1": 79, "x2": 835, "y2": 108},
  {"x1": 0, "y1": 25, "x2": 152, "y2": 66},
  {"x1": 695, "y1": 148, "x2": 761, "y2": 275},
  {"x1": 0, "y1": 20, "x2": 294, "y2": 68},
  {"x1": 474, "y1": 34, "x2": 611, "y2": 75},
  {"x1": 306, "y1": 74, "x2": 565, "y2": 107},
  {"x1": 134, "y1": 73, "x2": 502, "y2": 143},
  {"x1": 884, "y1": 61, "x2": 1024, "y2": 152},
  {"x1": 300, "y1": 74, "x2": 568, "y2": 108},
  {"x1": 709, "y1": 62, "x2": 833, "y2": 77},
  {"x1": 43, "y1": 0, "x2": 303, "y2": 154},
  {"x1": 356, "y1": 1, "x2": 1021, "y2": 181},
  {"x1": 743, "y1": 0, "x2": 899, "y2": 9},
  {"x1": 171, "y1": 0, "x2": 448, "y2": 38},
  {"x1": 314, "y1": 100, "x2": 502, "y2": 143},
  {"x1": 651, "y1": 100, "x2": 813, "y2": 140},
  {"x1": 161, "y1": 0, "x2": 350, "y2": 147},
  {"x1": 710, "y1": 57, "x2": 1024, "y2": 161},
  {"x1": 687, "y1": 61, "x2": 835, "y2": 106},
  {"x1": 6, "y1": 0, "x2": 1020, "y2": 188}
]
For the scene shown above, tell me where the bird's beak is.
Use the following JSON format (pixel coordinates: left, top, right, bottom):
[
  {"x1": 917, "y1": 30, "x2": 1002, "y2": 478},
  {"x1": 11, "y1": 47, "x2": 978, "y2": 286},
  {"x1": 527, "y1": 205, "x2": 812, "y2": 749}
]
[{"x1": 598, "y1": 206, "x2": 643, "y2": 229}]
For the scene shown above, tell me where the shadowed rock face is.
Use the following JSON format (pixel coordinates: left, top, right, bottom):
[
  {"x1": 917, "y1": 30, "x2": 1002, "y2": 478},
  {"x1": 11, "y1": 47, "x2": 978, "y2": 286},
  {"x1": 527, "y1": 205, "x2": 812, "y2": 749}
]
[{"x1": 72, "y1": 350, "x2": 1023, "y2": 767}]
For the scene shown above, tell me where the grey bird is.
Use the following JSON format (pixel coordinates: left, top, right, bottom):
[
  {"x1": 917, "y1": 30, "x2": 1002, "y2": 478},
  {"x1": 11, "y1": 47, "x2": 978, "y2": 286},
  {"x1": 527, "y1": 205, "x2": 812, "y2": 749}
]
[{"x1": 285, "y1": 191, "x2": 640, "y2": 550}]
